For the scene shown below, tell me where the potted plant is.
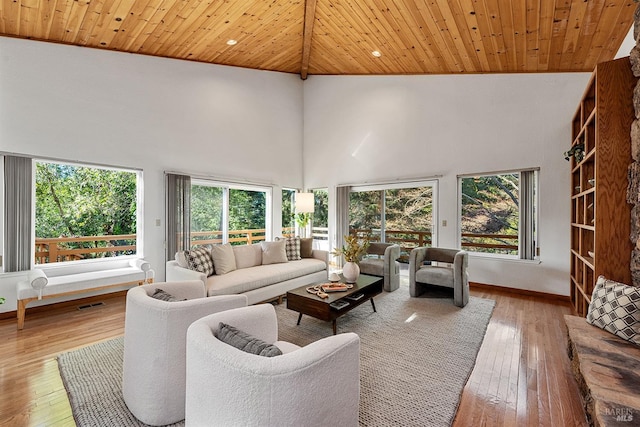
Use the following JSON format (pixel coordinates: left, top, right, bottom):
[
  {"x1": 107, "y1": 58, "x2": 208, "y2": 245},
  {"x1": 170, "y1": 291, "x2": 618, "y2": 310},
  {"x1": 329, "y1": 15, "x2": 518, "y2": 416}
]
[
  {"x1": 332, "y1": 234, "x2": 370, "y2": 283},
  {"x1": 564, "y1": 143, "x2": 584, "y2": 162}
]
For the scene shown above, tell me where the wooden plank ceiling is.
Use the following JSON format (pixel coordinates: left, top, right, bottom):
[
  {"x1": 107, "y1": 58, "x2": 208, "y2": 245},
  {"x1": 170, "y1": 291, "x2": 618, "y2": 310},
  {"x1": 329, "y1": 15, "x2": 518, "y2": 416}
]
[{"x1": 0, "y1": 0, "x2": 635, "y2": 79}]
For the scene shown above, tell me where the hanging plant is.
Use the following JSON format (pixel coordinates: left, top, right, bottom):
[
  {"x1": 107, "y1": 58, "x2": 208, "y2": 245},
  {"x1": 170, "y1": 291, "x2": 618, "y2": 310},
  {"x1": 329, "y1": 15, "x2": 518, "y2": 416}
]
[{"x1": 564, "y1": 143, "x2": 584, "y2": 162}]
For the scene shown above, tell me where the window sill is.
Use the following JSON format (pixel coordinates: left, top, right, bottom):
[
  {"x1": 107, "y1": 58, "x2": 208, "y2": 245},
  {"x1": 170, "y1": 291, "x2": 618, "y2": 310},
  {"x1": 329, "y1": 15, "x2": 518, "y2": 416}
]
[{"x1": 468, "y1": 252, "x2": 541, "y2": 265}]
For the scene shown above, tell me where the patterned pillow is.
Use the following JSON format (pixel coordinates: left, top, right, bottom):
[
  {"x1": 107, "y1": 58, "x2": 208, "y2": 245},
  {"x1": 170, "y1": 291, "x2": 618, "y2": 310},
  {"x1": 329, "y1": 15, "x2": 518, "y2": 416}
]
[
  {"x1": 587, "y1": 275, "x2": 640, "y2": 345},
  {"x1": 276, "y1": 237, "x2": 301, "y2": 261},
  {"x1": 215, "y1": 322, "x2": 282, "y2": 357},
  {"x1": 150, "y1": 288, "x2": 179, "y2": 302},
  {"x1": 184, "y1": 246, "x2": 215, "y2": 276}
]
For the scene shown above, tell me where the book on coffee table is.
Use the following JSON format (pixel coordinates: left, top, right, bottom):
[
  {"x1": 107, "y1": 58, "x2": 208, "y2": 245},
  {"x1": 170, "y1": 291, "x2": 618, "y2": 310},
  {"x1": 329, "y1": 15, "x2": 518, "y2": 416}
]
[{"x1": 321, "y1": 283, "x2": 350, "y2": 293}]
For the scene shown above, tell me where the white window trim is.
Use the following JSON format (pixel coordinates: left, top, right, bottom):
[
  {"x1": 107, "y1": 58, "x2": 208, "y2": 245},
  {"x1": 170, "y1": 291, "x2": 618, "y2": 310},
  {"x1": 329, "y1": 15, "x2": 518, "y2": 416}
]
[
  {"x1": 191, "y1": 178, "x2": 273, "y2": 243},
  {"x1": 457, "y1": 169, "x2": 539, "y2": 261},
  {"x1": 33, "y1": 159, "x2": 144, "y2": 266}
]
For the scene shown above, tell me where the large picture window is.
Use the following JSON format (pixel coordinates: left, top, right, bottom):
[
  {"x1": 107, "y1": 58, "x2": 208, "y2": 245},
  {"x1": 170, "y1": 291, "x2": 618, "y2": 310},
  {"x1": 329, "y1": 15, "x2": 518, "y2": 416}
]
[
  {"x1": 348, "y1": 181, "x2": 437, "y2": 256},
  {"x1": 190, "y1": 180, "x2": 271, "y2": 247},
  {"x1": 35, "y1": 160, "x2": 141, "y2": 264},
  {"x1": 459, "y1": 169, "x2": 537, "y2": 259}
]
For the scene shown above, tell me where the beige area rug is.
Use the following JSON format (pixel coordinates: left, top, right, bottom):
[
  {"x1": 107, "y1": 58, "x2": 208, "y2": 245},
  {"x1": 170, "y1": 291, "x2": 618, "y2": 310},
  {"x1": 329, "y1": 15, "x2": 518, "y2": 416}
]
[{"x1": 58, "y1": 284, "x2": 495, "y2": 426}]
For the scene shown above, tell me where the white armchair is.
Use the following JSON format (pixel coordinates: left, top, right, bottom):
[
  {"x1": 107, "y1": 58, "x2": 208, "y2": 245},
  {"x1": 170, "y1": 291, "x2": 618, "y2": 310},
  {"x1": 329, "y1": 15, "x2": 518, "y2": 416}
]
[
  {"x1": 409, "y1": 247, "x2": 469, "y2": 307},
  {"x1": 122, "y1": 281, "x2": 247, "y2": 426},
  {"x1": 185, "y1": 304, "x2": 361, "y2": 427}
]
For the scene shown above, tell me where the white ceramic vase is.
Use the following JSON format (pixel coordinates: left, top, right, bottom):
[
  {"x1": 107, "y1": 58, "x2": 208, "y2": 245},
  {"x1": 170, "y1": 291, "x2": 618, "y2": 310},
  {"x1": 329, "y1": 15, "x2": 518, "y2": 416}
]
[{"x1": 342, "y1": 261, "x2": 360, "y2": 283}]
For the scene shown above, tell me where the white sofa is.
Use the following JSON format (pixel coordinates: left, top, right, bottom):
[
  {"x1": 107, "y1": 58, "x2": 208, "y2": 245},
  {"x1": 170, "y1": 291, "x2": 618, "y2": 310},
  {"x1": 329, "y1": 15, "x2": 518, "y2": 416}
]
[
  {"x1": 123, "y1": 281, "x2": 247, "y2": 426},
  {"x1": 166, "y1": 243, "x2": 328, "y2": 305},
  {"x1": 185, "y1": 304, "x2": 360, "y2": 426}
]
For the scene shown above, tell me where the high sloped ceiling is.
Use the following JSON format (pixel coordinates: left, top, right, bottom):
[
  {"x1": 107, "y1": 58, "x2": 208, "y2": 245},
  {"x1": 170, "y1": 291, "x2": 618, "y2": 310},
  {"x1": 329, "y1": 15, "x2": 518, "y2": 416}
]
[{"x1": 0, "y1": 0, "x2": 635, "y2": 79}]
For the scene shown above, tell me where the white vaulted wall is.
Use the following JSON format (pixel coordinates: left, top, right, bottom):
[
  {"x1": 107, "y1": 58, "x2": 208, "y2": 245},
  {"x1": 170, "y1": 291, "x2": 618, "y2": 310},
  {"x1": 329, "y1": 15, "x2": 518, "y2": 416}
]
[
  {"x1": 0, "y1": 37, "x2": 303, "y2": 311},
  {"x1": 302, "y1": 73, "x2": 591, "y2": 295},
  {"x1": 0, "y1": 34, "x2": 604, "y2": 309}
]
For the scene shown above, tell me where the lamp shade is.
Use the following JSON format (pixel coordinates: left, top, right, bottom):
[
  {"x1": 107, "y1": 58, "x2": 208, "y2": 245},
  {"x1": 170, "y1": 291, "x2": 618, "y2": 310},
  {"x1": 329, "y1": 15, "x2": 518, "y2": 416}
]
[{"x1": 295, "y1": 192, "x2": 315, "y2": 213}]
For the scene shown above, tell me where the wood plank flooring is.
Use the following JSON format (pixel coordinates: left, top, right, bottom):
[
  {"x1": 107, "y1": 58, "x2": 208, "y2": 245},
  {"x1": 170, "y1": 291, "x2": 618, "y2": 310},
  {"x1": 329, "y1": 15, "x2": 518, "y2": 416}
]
[{"x1": 0, "y1": 286, "x2": 588, "y2": 426}]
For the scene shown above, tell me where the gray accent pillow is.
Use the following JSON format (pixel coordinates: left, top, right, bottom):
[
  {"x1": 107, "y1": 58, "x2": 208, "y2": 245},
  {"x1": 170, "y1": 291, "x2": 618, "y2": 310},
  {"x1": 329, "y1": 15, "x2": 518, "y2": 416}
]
[
  {"x1": 261, "y1": 240, "x2": 288, "y2": 265},
  {"x1": 300, "y1": 237, "x2": 313, "y2": 258},
  {"x1": 211, "y1": 243, "x2": 237, "y2": 275},
  {"x1": 587, "y1": 275, "x2": 640, "y2": 345},
  {"x1": 150, "y1": 288, "x2": 179, "y2": 302},
  {"x1": 215, "y1": 322, "x2": 282, "y2": 357}
]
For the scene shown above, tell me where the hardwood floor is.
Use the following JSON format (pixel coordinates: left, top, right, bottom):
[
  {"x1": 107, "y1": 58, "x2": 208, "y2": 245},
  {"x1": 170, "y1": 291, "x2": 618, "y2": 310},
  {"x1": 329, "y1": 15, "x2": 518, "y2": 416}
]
[{"x1": 0, "y1": 286, "x2": 587, "y2": 426}]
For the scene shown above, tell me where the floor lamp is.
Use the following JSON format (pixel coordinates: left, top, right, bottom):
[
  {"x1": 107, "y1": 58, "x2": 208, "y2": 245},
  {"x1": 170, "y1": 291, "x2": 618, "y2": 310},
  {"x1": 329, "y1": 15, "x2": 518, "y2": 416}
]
[{"x1": 295, "y1": 192, "x2": 314, "y2": 238}]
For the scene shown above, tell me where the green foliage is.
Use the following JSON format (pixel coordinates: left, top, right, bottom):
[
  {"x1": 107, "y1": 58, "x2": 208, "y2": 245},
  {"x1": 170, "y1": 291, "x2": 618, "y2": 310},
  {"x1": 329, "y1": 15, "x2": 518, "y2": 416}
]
[
  {"x1": 312, "y1": 189, "x2": 329, "y2": 227},
  {"x1": 460, "y1": 174, "x2": 519, "y2": 255},
  {"x1": 191, "y1": 185, "x2": 223, "y2": 232},
  {"x1": 35, "y1": 162, "x2": 138, "y2": 260},
  {"x1": 282, "y1": 189, "x2": 295, "y2": 229},
  {"x1": 349, "y1": 186, "x2": 433, "y2": 241}
]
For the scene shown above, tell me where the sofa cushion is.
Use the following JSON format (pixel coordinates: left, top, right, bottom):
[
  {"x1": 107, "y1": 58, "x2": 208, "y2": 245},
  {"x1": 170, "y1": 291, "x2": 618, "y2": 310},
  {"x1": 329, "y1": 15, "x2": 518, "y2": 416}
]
[
  {"x1": 215, "y1": 322, "x2": 282, "y2": 357},
  {"x1": 261, "y1": 240, "x2": 288, "y2": 265},
  {"x1": 233, "y1": 243, "x2": 262, "y2": 269},
  {"x1": 359, "y1": 258, "x2": 384, "y2": 277},
  {"x1": 415, "y1": 265, "x2": 454, "y2": 288},
  {"x1": 587, "y1": 275, "x2": 640, "y2": 345},
  {"x1": 211, "y1": 244, "x2": 237, "y2": 275},
  {"x1": 300, "y1": 238, "x2": 313, "y2": 258},
  {"x1": 206, "y1": 258, "x2": 326, "y2": 296},
  {"x1": 276, "y1": 237, "x2": 301, "y2": 261},
  {"x1": 185, "y1": 247, "x2": 215, "y2": 277}
]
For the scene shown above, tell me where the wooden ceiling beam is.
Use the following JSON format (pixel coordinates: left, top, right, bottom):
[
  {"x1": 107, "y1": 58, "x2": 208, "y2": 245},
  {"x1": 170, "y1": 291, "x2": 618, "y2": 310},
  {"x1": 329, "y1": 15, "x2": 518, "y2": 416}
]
[{"x1": 300, "y1": 0, "x2": 318, "y2": 80}]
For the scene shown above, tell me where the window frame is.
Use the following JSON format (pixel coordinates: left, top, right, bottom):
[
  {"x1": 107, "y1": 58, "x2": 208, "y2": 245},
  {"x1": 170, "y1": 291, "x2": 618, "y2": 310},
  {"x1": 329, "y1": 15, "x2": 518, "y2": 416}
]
[
  {"x1": 191, "y1": 178, "x2": 273, "y2": 244},
  {"x1": 457, "y1": 168, "x2": 539, "y2": 261},
  {"x1": 348, "y1": 180, "x2": 439, "y2": 248},
  {"x1": 32, "y1": 158, "x2": 144, "y2": 267}
]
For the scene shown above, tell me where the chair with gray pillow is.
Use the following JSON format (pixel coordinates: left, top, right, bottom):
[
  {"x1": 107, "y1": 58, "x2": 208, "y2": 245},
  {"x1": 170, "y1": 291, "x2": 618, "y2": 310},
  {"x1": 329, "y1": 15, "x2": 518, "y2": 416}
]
[
  {"x1": 122, "y1": 280, "x2": 247, "y2": 426},
  {"x1": 359, "y1": 242, "x2": 401, "y2": 292},
  {"x1": 185, "y1": 304, "x2": 360, "y2": 426},
  {"x1": 409, "y1": 247, "x2": 469, "y2": 307}
]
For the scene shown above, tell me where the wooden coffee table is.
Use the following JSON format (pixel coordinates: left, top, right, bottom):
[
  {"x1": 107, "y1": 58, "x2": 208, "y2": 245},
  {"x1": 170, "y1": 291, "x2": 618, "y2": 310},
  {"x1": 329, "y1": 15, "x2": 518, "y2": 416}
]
[{"x1": 286, "y1": 274, "x2": 383, "y2": 334}]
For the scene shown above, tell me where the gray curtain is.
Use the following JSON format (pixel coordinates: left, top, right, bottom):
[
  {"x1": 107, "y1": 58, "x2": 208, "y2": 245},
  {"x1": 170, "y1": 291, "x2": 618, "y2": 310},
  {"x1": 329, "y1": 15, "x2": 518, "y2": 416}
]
[
  {"x1": 4, "y1": 155, "x2": 33, "y2": 272},
  {"x1": 166, "y1": 173, "x2": 191, "y2": 261},
  {"x1": 335, "y1": 185, "x2": 351, "y2": 268},
  {"x1": 519, "y1": 170, "x2": 536, "y2": 260}
]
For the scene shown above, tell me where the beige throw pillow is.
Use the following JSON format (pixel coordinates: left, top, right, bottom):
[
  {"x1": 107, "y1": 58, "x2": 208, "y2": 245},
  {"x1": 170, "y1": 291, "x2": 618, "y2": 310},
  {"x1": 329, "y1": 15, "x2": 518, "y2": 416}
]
[
  {"x1": 211, "y1": 244, "x2": 237, "y2": 275},
  {"x1": 261, "y1": 240, "x2": 288, "y2": 265}
]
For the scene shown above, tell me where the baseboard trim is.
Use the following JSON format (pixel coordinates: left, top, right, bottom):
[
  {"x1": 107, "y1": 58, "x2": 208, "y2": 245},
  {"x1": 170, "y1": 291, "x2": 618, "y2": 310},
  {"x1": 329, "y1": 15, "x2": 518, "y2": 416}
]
[
  {"x1": 470, "y1": 281, "x2": 570, "y2": 303},
  {"x1": 0, "y1": 290, "x2": 128, "y2": 321}
]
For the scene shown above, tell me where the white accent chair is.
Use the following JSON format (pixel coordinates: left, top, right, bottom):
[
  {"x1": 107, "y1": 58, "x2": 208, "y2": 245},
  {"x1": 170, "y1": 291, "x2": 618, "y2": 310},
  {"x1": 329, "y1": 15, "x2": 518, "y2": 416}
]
[
  {"x1": 122, "y1": 281, "x2": 247, "y2": 426},
  {"x1": 359, "y1": 242, "x2": 401, "y2": 292},
  {"x1": 185, "y1": 304, "x2": 361, "y2": 427},
  {"x1": 409, "y1": 247, "x2": 469, "y2": 307}
]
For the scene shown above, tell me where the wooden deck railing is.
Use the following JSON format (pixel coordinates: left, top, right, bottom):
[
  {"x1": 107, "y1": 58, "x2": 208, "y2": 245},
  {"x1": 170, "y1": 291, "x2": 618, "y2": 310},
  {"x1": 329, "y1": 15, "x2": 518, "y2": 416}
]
[
  {"x1": 36, "y1": 227, "x2": 518, "y2": 264},
  {"x1": 351, "y1": 228, "x2": 518, "y2": 254},
  {"x1": 35, "y1": 234, "x2": 137, "y2": 264}
]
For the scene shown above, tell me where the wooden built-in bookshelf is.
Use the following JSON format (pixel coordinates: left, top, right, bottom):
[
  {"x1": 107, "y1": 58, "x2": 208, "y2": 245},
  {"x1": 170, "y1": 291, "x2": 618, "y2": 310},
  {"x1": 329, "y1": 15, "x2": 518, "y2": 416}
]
[{"x1": 569, "y1": 57, "x2": 636, "y2": 316}]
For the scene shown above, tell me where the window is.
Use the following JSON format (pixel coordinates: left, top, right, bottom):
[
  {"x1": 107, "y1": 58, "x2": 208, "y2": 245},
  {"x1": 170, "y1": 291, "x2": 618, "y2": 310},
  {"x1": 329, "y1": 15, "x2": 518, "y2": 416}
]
[
  {"x1": 190, "y1": 180, "x2": 271, "y2": 246},
  {"x1": 282, "y1": 188, "x2": 296, "y2": 236},
  {"x1": 312, "y1": 188, "x2": 329, "y2": 241},
  {"x1": 348, "y1": 182, "x2": 437, "y2": 255},
  {"x1": 459, "y1": 170, "x2": 537, "y2": 259},
  {"x1": 35, "y1": 160, "x2": 141, "y2": 264}
]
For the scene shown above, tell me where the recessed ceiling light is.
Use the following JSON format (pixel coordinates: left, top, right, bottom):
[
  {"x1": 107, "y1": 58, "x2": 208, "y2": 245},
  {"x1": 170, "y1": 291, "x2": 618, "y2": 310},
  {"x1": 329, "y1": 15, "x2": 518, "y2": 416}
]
[
  {"x1": 372, "y1": 50, "x2": 381, "y2": 57},
  {"x1": 226, "y1": 39, "x2": 238, "y2": 46}
]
